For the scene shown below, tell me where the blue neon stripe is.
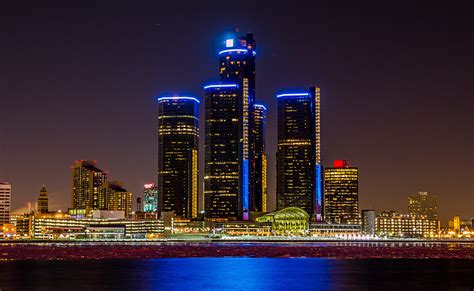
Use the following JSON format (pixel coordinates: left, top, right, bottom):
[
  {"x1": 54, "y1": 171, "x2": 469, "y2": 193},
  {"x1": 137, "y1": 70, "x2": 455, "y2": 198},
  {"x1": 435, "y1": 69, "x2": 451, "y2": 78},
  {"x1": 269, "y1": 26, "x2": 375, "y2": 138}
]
[
  {"x1": 203, "y1": 84, "x2": 238, "y2": 89},
  {"x1": 219, "y1": 49, "x2": 248, "y2": 54},
  {"x1": 276, "y1": 93, "x2": 310, "y2": 98},
  {"x1": 315, "y1": 164, "x2": 323, "y2": 221},
  {"x1": 242, "y1": 159, "x2": 249, "y2": 221},
  {"x1": 254, "y1": 104, "x2": 267, "y2": 111},
  {"x1": 157, "y1": 96, "x2": 200, "y2": 103}
]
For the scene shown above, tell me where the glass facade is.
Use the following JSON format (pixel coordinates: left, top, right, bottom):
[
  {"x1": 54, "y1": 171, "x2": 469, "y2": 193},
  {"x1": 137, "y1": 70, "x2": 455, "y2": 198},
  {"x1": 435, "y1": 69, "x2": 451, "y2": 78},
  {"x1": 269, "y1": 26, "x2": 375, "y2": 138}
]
[
  {"x1": 276, "y1": 87, "x2": 322, "y2": 218},
  {"x1": 205, "y1": 33, "x2": 257, "y2": 220},
  {"x1": 252, "y1": 104, "x2": 267, "y2": 212},
  {"x1": 408, "y1": 191, "x2": 438, "y2": 219},
  {"x1": 71, "y1": 160, "x2": 107, "y2": 211},
  {"x1": 157, "y1": 97, "x2": 199, "y2": 218},
  {"x1": 324, "y1": 160, "x2": 359, "y2": 224},
  {"x1": 143, "y1": 183, "x2": 158, "y2": 213}
]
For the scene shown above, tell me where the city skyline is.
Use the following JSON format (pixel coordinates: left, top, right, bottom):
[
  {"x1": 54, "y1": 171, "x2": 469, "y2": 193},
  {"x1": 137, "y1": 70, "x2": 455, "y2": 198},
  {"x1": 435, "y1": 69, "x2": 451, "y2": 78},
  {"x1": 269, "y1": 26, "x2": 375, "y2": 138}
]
[{"x1": 1, "y1": 2, "x2": 472, "y2": 223}]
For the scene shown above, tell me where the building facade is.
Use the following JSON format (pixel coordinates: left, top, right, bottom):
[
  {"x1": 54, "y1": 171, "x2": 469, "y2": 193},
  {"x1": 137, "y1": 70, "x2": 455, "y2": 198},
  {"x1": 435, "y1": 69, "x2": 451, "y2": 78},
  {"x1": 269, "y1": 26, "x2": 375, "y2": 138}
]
[
  {"x1": 376, "y1": 210, "x2": 439, "y2": 238},
  {"x1": 71, "y1": 160, "x2": 108, "y2": 211},
  {"x1": 324, "y1": 160, "x2": 359, "y2": 224},
  {"x1": 106, "y1": 181, "x2": 133, "y2": 216},
  {"x1": 157, "y1": 96, "x2": 199, "y2": 218},
  {"x1": 361, "y1": 209, "x2": 376, "y2": 235},
  {"x1": 0, "y1": 182, "x2": 11, "y2": 224},
  {"x1": 204, "y1": 33, "x2": 257, "y2": 220},
  {"x1": 252, "y1": 104, "x2": 267, "y2": 212},
  {"x1": 143, "y1": 183, "x2": 158, "y2": 212},
  {"x1": 276, "y1": 87, "x2": 322, "y2": 219},
  {"x1": 37, "y1": 186, "x2": 49, "y2": 214},
  {"x1": 408, "y1": 191, "x2": 437, "y2": 219}
]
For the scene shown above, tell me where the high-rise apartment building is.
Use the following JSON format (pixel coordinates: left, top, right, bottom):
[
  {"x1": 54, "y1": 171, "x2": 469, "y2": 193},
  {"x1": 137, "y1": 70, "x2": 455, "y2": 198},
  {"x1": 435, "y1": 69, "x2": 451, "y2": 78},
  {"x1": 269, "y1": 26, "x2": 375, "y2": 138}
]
[
  {"x1": 143, "y1": 183, "x2": 158, "y2": 213},
  {"x1": 276, "y1": 87, "x2": 322, "y2": 219},
  {"x1": 204, "y1": 33, "x2": 257, "y2": 220},
  {"x1": 157, "y1": 96, "x2": 199, "y2": 218},
  {"x1": 37, "y1": 186, "x2": 49, "y2": 214},
  {"x1": 71, "y1": 160, "x2": 108, "y2": 211},
  {"x1": 324, "y1": 160, "x2": 359, "y2": 224},
  {"x1": 362, "y1": 209, "x2": 376, "y2": 235},
  {"x1": 0, "y1": 182, "x2": 11, "y2": 224},
  {"x1": 252, "y1": 104, "x2": 267, "y2": 212},
  {"x1": 106, "y1": 181, "x2": 133, "y2": 216},
  {"x1": 408, "y1": 191, "x2": 437, "y2": 219}
]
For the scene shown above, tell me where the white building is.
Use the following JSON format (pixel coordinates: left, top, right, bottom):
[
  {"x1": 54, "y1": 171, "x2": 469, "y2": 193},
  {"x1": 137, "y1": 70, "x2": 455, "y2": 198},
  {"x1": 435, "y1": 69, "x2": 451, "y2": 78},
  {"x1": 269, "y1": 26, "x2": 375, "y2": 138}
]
[{"x1": 0, "y1": 182, "x2": 12, "y2": 224}]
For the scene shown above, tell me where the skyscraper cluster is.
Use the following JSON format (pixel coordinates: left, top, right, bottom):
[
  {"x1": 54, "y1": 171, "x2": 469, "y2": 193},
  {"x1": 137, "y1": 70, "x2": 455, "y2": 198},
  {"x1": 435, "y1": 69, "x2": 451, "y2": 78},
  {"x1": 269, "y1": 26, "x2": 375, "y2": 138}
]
[{"x1": 156, "y1": 32, "x2": 358, "y2": 223}]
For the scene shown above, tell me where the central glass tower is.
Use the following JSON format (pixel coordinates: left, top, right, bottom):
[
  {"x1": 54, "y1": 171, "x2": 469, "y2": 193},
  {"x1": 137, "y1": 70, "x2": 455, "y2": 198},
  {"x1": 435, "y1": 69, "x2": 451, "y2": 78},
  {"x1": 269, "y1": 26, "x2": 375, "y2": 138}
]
[{"x1": 204, "y1": 33, "x2": 257, "y2": 220}]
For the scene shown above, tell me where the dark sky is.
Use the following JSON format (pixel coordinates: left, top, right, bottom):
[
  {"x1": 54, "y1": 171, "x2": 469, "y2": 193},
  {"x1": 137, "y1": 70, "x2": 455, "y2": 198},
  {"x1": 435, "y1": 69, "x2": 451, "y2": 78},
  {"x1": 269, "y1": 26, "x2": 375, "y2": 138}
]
[{"x1": 1, "y1": 1, "x2": 472, "y2": 223}]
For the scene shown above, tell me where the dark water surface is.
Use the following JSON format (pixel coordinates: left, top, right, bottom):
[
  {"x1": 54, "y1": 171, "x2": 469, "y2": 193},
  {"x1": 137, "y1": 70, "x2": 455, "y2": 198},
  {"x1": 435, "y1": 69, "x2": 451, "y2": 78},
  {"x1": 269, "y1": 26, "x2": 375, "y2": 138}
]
[{"x1": 0, "y1": 258, "x2": 473, "y2": 290}]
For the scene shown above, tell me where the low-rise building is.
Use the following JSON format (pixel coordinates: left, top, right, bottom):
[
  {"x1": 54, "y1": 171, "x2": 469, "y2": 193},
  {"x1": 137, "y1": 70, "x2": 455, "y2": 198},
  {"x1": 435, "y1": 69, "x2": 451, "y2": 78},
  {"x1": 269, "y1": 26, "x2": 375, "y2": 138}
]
[{"x1": 376, "y1": 210, "x2": 439, "y2": 238}]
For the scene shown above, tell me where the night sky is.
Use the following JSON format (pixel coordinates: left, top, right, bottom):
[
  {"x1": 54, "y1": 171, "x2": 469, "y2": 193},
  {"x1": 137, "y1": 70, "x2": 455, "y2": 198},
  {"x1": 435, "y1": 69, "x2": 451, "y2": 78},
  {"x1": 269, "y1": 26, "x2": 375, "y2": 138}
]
[{"x1": 1, "y1": 1, "x2": 472, "y2": 223}]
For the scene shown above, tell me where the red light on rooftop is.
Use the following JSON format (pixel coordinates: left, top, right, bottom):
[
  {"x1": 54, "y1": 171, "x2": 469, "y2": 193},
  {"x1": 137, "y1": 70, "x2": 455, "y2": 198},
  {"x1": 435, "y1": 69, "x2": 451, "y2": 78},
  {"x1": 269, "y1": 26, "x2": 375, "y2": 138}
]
[
  {"x1": 334, "y1": 160, "x2": 349, "y2": 168},
  {"x1": 144, "y1": 183, "x2": 155, "y2": 189}
]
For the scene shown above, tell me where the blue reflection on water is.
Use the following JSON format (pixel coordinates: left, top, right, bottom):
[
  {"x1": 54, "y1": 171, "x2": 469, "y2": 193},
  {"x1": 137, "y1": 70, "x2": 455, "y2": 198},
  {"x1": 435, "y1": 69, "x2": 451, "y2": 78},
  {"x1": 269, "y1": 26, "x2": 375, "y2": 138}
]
[{"x1": 139, "y1": 258, "x2": 331, "y2": 290}]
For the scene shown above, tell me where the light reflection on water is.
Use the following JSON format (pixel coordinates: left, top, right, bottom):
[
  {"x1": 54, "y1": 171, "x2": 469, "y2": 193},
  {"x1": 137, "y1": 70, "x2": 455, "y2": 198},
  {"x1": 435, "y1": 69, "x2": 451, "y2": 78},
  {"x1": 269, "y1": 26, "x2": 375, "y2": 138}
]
[{"x1": 0, "y1": 258, "x2": 473, "y2": 290}]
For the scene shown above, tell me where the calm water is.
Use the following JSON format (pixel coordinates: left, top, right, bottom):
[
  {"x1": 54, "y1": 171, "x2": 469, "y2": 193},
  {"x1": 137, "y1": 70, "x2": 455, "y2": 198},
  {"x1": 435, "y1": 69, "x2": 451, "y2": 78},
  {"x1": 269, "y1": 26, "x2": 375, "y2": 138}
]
[{"x1": 0, "y1": 258, "x2": 473, "y2": 290}]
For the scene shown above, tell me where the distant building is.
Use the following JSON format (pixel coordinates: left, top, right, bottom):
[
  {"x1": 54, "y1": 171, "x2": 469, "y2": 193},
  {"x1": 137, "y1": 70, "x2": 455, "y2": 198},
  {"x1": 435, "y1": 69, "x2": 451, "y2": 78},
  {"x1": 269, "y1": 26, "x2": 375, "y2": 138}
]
[
  {"x1": 157, "y1": 96, "x2": 199, "y2": 219},
  {"x1": 143, "y1": 183, "x2": 158, "y2": 212},
  {"x1": 408, "y1": 191, "x2": 437, "y2": 219},
  {"x1": 252, "y1": 104, "x2": 267, "y2": 213},
  {"x1": 106, "y1": 181, "x2": 133, "y2": 216},
  {"x1": 276, "y1": 87, "x2": 323, "y2": 219},
  {"x1": 324, "y1": 160, "x2": 359, "y2": 224},
  {"x1": 37, "y1": 186, "x2": 49, "y2": 214},
  {"x1": 361, "y1": 209, "x2": 376, "y2": 235},
  {"x1": 0, "y1": 182, "x2": 11, "y2": 224},
  {"x1": 376, "y1": 210, "x2": 439, "y2": 238},
  {"x1": 71, "y1": 160, "x2": 108, "y2": 211}
]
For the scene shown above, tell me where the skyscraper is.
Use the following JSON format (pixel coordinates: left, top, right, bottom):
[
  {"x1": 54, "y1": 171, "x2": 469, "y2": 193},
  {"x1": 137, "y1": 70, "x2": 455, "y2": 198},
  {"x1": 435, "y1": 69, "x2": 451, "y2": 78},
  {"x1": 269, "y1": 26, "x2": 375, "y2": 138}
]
[
  {"x1": 324, "y1": 160, "x2": 359, "y2": 224},
  {"x1": 157, "y1": 96, "x2": 199, "y2": 218},
  {"x1": 143, "y1": 183, "x2": 158, "y2": 212},
  {"x1": 408, "y1": 191, "x2": 437, "y2": 219},
  {"x1": 204, "y1": 33, "x2": 257, "y2": 220},
  {"x1": 71, "y1": 160, "x2": 108, "y2": 211},
  {"x1": 106, "y1": 181, "x2": 133, "y2": 216},
  {"x1": 252, "y1": 104, "x2": 267, "y2": 212},
  {"x1": 37, "y1": 186, "x2": 49, "y2": 214},
  {"x1": 0, "y1": 182, "x2": 11, "y2": 224},
  {"x1": 276, "y1": 87, "x2": 322, "y2": 219}
]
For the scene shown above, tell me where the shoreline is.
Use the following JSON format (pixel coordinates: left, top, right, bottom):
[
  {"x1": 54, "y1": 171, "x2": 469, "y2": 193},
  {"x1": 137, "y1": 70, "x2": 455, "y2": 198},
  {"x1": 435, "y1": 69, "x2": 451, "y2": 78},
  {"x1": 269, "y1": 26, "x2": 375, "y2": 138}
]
[{"x1": 1, "y1": 240, "x2": 472, "y2": 260}]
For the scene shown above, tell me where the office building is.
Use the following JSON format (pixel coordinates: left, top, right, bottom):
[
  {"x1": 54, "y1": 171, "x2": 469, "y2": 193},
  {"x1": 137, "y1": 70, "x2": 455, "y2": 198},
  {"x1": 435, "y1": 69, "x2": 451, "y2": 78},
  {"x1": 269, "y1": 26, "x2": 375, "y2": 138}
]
[
  {"x1": 157, "y1": 96, "x2": 199, "y2": 218},
  {"x1": 71, "y1": 160, "x2": 108, "y2": 211},
  {"x1": 252, "y1": 104, "x2": 267, "y2": 212},
  {"x1": 37, "y1": 186, "x2": 49, "y2": 214},
  {"x1": 143, "y1": 183, "x2": 158, "y2": 212},
  {"x1": 408, "y1": 191, "x2": 437, "y2": 219},
  {"x1": 376, "y1": 210, "x2": 439, "y2": 238},
  {"x1": 0, "y1": 182, "x2": 11, "y2": 224},
  {"x1": 361, "y1": 209, "x2": 376, "y2": 235},
  {"x1": 106, "y1": 181, "x2": 133, "y2": 216},
  {"x1": 204, "y1": 33, "x2": 257, "y2": 220},
  {"x1": 324, "y1": 160, "x2": 359, "y2": 224},
  {"x1": 276, "y1": 87, "x2": 322, "y2": 219}
]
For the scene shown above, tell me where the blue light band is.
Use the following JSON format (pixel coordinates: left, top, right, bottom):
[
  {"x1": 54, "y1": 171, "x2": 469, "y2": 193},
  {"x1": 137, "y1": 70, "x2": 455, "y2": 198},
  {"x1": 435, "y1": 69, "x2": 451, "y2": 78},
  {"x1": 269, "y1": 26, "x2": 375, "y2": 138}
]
[
  {"x1": 219, "y1": 49, "x2": 248, "y2": 54},
  {"x1": 276, "y1": 93, "x2": 310, "y2": 98},
  {"x1": 254, "y1": 104, "x2": 267, "y2": 111},
  {"x1": 203, "y1": 84, "x2": 238, "y2": 89},
  {"x1": 157, "y1": 96, "x2": 200, "y2": 103}
]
